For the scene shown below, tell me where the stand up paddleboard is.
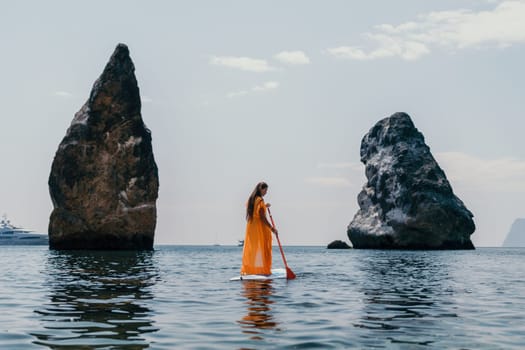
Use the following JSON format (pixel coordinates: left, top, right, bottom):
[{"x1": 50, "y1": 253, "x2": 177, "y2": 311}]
[{"x1": 230, "y1": 268, "x2": 287, "y2": 281}]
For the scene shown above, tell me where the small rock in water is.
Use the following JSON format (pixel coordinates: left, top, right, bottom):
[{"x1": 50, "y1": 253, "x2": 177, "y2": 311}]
[{"x1": 327, "y1": 240, "x2": 352, "y2": 249}]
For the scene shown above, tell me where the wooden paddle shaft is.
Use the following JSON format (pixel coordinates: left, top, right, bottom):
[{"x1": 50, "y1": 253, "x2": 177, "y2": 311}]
[{"x1": 268, "y1": 208, "x2": 291, "y2": 269}]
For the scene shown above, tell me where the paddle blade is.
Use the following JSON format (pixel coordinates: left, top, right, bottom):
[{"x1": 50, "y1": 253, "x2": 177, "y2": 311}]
[{"x1": 286, "y1": 267, "x2": 296, "y2": 280}]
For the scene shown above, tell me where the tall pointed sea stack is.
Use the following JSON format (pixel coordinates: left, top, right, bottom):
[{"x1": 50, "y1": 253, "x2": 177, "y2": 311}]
[
  {"x1": 347, "y1": 112, "x2": 475, "y2": 249},
  {"x1": 49, "y1": 44, "x2": 159, "y2": 250}
]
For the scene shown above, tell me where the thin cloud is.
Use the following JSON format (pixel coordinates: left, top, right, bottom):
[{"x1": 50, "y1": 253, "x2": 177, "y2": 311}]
[
  {"x1": 435, "y1": 151, "x2": 525, "y2": 192},
  {"x1": 327, "y1": 0, "x2": 525, "y2": 61},
  {"x1": 327, "y1": 38, "x2": 430, "y2": 61},
  {"x1": 305, "y1": 177, "x2": 353, "y2": 188},
  {"x1": 210, "y1": 55, "x2": 276, "y2": 72},
  {"x1": 54, "y1": 91, "x2": 73, "y2": 98},
  {"x1": 306, "y1": 161, "x2": 364, "y2": 188},
  {"x1": 227, "y1": 90, "x2": 249, "y2": 99},
  {"x1": 252, "y1": 81, "x2": 279, "y2": 91},
  {"x1": 317, "y1": 162, "x2": 363, "y2": 171},
  {"x1": 227, "y1": 81, "x2": 279, "y2": 98},
  {"x1": 273, "y1": 50, "x2": 311, "y2": 65}
]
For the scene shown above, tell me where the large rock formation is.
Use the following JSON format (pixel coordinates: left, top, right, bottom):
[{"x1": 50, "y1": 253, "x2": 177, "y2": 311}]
[
  {"x1": 502, "y1": 219, "x2": 525, "y2": 247},
  {"x1": 347, "y1": 113, "x2": 475, "y2": 249},
  {"x1": 48, "y1": 44, "x2": 159, "y2": 250}
]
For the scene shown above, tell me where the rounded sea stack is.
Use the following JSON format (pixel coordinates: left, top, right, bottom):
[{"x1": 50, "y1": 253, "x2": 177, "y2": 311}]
[{"x1": 347, "y1": 112, "x2": 475, "y2": 250}]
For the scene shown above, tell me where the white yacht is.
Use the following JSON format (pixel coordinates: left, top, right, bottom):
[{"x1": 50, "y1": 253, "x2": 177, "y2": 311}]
[{"x1": 0, "y1": 215, "x2": 48, "y2": 245}]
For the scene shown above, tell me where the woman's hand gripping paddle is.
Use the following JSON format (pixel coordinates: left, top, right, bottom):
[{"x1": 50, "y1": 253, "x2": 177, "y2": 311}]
[{"x1": 267, "y1": 208, "x2": 296, "y2": 280}]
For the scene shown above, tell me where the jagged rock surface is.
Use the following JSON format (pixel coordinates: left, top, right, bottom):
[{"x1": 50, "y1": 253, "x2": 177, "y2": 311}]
[
  {"x1": 347, "y1": 112, "x2": 475, "y2": 249},
  {"x1": 502, "y1": 219, "x2": 525, "y2": 247},
  {"x1": 48, "y1": 44, "x2": 159, "y2": 250}
]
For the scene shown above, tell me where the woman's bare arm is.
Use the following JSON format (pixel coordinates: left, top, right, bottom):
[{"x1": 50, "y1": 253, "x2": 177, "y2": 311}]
[{"x1": 259, "y1": 207, "x2": 277, "y2": 234}]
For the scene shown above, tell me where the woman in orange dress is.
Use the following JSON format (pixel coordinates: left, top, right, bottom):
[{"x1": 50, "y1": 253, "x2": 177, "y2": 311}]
[{"x1": 241, "y1": 182, "x2": 278, "y2": 276}]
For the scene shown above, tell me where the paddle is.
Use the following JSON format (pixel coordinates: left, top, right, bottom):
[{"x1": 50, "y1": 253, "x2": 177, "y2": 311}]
[{"x1": 267, "y1": 208, "x2": 296, "y2": 280}]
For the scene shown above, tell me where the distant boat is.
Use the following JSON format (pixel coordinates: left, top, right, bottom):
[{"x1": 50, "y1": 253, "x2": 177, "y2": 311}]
[
  {"x1": 0, "y1": 215, "x2": 48, "y2": 245},
  {"x1": 237, "y1": 239, "x2": 244, "y2": 247}
]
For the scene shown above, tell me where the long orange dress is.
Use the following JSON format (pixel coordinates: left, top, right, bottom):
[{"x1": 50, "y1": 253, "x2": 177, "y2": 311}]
[{"x1": 241, "y1": 197, "x2": 272, "y2": 275}]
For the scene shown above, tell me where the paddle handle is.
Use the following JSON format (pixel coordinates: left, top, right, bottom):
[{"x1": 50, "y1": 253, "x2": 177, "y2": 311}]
[{"x1": 267, "y1": 208, "x2": 290, "y2": 268}]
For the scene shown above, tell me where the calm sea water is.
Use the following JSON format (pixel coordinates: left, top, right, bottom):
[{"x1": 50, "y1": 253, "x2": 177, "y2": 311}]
[{"x1": 0, "y1": 245, "x2": 524, "y2": 349}]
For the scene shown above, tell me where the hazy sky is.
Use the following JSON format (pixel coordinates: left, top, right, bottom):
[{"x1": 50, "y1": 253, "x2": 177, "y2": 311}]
[{"x1": 1, "y1": 0, "x2": 524, "y2": 246}]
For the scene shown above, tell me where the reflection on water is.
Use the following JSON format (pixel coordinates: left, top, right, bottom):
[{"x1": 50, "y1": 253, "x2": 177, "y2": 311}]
[
  {"x1": 32, "y1": 250, "x2": 159, "y2": 349},
  {"x1": 0, "y1": 246, "x2": 521, "y2": 349},
  {"x1": 355, "y1": 251, "x2": 455, "y2": 347},
  {"x1": 238, "y1": 280, "x2": 279, "y2": 341}
]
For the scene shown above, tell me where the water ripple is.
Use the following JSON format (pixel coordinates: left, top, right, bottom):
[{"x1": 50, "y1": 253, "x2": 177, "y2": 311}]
[{"x1": 0, "y1": 246, "x2": 524, "y2": 349}]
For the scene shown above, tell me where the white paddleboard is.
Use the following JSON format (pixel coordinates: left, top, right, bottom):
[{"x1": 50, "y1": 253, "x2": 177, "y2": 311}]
[{"x1": 230, "y1": 268, "x2": 287, "y2": 281}]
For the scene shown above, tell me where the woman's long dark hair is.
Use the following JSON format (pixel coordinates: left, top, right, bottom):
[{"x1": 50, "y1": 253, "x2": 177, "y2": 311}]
[{"x1": 246, "y1": 182, "x2": 268, "y2": 221}]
